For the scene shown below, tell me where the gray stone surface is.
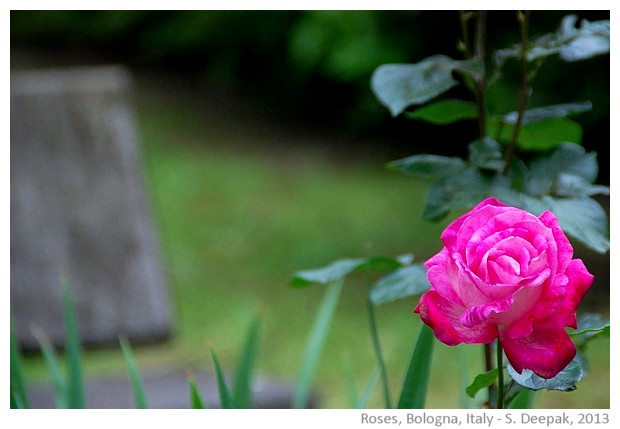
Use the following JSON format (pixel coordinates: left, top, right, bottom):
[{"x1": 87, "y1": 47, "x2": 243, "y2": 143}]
[
  {"x1": 11, "y1": 65, "x2": 172, "y2": 349},
  {"x1": 27, "y1": 370, "x2": 319, "y2": 409}
]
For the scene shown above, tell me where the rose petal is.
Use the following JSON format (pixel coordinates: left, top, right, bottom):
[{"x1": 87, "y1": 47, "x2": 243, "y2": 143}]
[
  {"x1": 460, "y1": 295, "x2": 514, "y2": 328},
  {"x1": 501, "y1": 326, "x2": 576, "y2": 379},
  {"x1": 459, "y1": 260, "x2": 521, "y2": 301},
  {"x1": 466, "y1": 228, "x2": 532, "y2": 271},
  {"x1": 556, "y1": 259, "x2": 595, "y2": 328},
  {"x1": 500, "y1": 314, "x2": 533, "y2": 339},
  {"x1": 495, "y1": 281, "x2": 544, "y2": 332},
  {"x1": 453, "y1": 253, "x2": 500, "y2": 305},
  {"x1": 539, "y1": 210, "x2": 573, "y2": 273},
  {"x1": 424, "y1": 249, "x2": 463, "y2": 304},
  {"x1": 526, "y1": 249, "x2": 548, "y2": 277},
  {"x1": 441, "y1": 198, "x2": 507, "y2": 252},
  {"x1": 455, "y1": 206, "x2": 516, "y2": 251},
  {"x1": 415, "y1": 290, "x2": 498, "y2": 345},
  {"x1": 524, "y1": 259, "x2": 594, "y2": 330}
]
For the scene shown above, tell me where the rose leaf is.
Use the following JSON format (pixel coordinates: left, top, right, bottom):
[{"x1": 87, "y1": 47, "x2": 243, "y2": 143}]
[
  {"x1": 405, "y1": 99, "x2": 478, "y2": 125},
  {"x1": 507, "y1": 351, "x2": 588, "y2": 392},
  {"x1": 465, "y1": 368, "x2": 499, "y2": 399},
  {"x1": 371, "y1": 55, "x2": 472, "y2": 117},
  {"x1": 369, "y1": 264, "x2": 430, "y2": 305},
  {"x1": 388, "y1": 154, "x2": 467, "y2": 180},
  {"x1": 291, "y1": 255, "x2": 412, "y2": 287}
]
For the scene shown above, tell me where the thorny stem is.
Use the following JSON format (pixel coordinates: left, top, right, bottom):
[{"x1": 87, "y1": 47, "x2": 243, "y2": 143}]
[{"x1": 503, "y1": 10, "x2": 531, "y2": 174}]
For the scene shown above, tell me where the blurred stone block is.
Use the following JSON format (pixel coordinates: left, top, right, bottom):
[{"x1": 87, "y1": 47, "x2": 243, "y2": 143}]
[{"x1": 11, "y1": 65, "x2": 172, "y2": 349}]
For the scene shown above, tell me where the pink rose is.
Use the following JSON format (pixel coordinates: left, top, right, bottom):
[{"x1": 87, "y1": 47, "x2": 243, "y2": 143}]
[{"x1": 414, "y1": 197, "x2": 594, "y2": 379}]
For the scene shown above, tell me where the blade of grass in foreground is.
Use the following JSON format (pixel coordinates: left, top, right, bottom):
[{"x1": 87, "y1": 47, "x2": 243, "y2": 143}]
[
  {"x1": 187, "y1": 373, "x2": 206, "y2": 409},
  {"x1": 119, "y1": 336, "x2": 149, "y2": 409},
  {"x1": 208, "y1": 344, "x2": 235, "y2": 409},
  {"x1": 357, "y1": 367, "x2": 381, "y2": 409},
  {"x1": 32, "y1": 327, "x2": 67, "y2": 408},
  {"x1": 10, "y1": 323, "x2": 29, "y2": 409},
  {"x1": 293, "y1": 279, "x2": 344, "y2": 409},
  {"x1": 397, "y1": 324, "x2": 435, "y2": 409},
  {"x1": 457, "y1": 346, "x2": 473, "y2": 408},
  {"x1": 10, "y1": 389, "x2": 24, "y2": 409},
  {"x1": 232, "y1": 311, "x2": 262, "y2": 408},
  {"x1": 367, "y1": 299, "x2": 392, "y2": 408},
  {"x1": 62, "y1": 281, "x2": 85, "y2": 409},
  {"x1": 342, "y1": 354, "x2": 359, "y2": 408},
  {"x1": 342, "y1": 356, "x2": 381, "y2": 408}
]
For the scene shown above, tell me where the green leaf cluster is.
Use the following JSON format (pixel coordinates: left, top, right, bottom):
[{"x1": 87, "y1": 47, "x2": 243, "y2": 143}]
[
  {"x1": 388, "y1": 140, "x2": 609, "y2": 253},
  {"x1": 364, "y1": 11, "x2": 610, "y2": 409},
  {"x1": 371, "y1": 13, "x2": 610, "y2": 253},
  {"x1": 496, "y1": 15, "x2": 610, "y2": 64}
]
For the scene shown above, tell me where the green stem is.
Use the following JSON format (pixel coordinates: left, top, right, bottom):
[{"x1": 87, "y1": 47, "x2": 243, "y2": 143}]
[
  {"x1": 459, "y1": 10, "x2": 472, "y2": 59},
  {"x1": 474, "y1": 10, "x2": 488, "y2": 138},
  {"x1": 496, "y1": 340, "x2": 504, "y2": 409},
  {"x1": 484, "y1": 344, "x2": 495, "y2": 406},
  {"x1": 367, "y1": 298, "x2": 392, "y2": 409},
  {"x1": 503, "y1": 10, "x2": 531, "y2": 174}
]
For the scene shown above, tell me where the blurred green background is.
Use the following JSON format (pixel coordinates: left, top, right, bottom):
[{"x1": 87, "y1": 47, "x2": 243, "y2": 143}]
[{"x1": 11, "y1": 10, "x2": 609, "y2": 408}]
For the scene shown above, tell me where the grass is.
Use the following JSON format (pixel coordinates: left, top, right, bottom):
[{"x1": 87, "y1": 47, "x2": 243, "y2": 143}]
[{"x1": 19, "y1": 75, "x2": 610, "y2": 408}]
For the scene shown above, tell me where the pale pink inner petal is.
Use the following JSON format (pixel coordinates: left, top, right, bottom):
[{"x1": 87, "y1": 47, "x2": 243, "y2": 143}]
[
  {"x1": 460, "y1": 295, "x2": 514, "y2": 328},
  {"x1": 466, "y1": 228, "x2": 518, "y2": 270},
  {"x1": 487, "y1": 259, "x2": 522, "y2": 285},
  {"x1": 452, "y1": 253, "x2": 497, "y2": 306},
  {"x1": 497, "y1": 254, "x2": 520, "y2": 274},
  {"x1": 453, "y1": 205, "x2": 515, "y2": 250},
  {"x1": 495, "y1": 284, "x2": 544, "y2": 330},
  {"x1": 526, "y1": 249, "x2": 548, "y2": 275}
]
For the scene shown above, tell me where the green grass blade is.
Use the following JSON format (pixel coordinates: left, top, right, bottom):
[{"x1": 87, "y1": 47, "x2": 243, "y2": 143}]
[
  {"x1": 397, "y1": 324, "x2": 435, "y2": 409},
  {"x1": 187, "y1": 373, "x2": 206, "y2": 409},
  {"x1": 62, "y1": 282, "x2": 85, "y2": 409},
  {"x1": 357, "y1": 367, "x2": 381, "y2": 409},
  {"x1": 367, "y1": 299, "x2": 392, "y2": 408},
  {"x1": 293, "y1": 279, "x2": 344, "y2": 409},
  {"x1": 208, "y1": 344, "x2": 235, "y2": 409},
  {"x1": 10, "y1": 323, "x2": 29, "y2": 409},
  {"x1": 119, "y1": 336, "x2": 149, "y2": 409},
  {"x1": 457, "y1": 346, "x2": 473, "y2": 408},
  {"x1": 232, "y1": 311, "x2": 262, "y2": 409},
  {"x1": 11, "y1": 389, "x2": 24, "y2": 409},
  {"x1": 32, "y1": 327, "x2": 67, "y2": 408},
  {"x1": 342, "y1": 354, "x2": 358, "y2": 408}
]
